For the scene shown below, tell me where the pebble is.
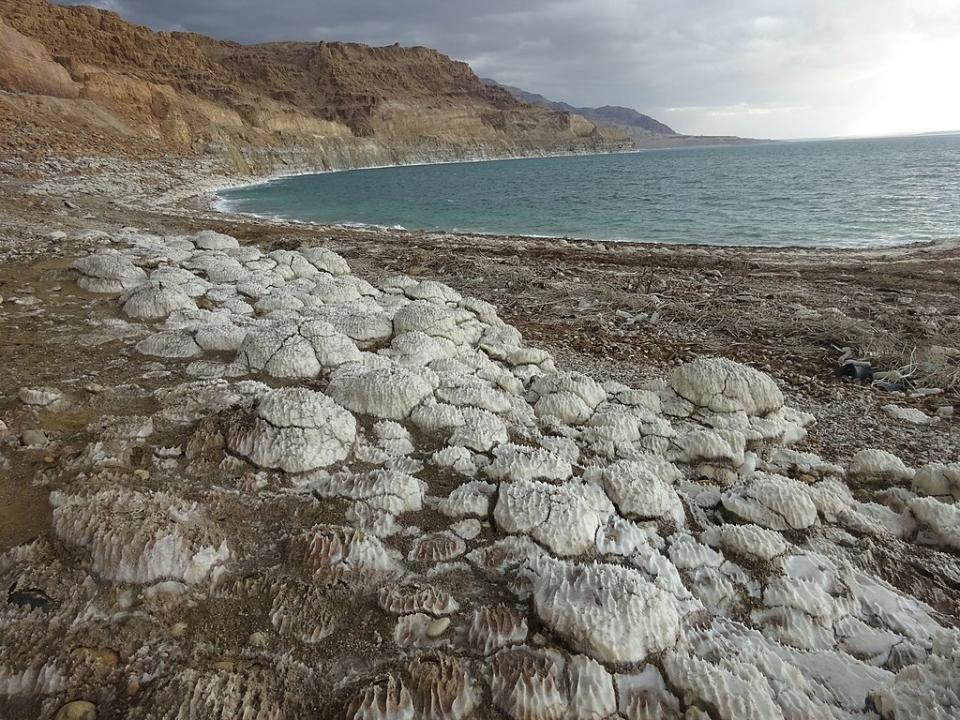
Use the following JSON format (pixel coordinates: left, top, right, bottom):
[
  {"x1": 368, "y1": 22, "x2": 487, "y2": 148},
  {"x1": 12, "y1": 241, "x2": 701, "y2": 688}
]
[
  {"x1": 10, "y1": 295, "x2": 41, "y2": 306},
  {"x1": 168, "y1": 622, "x2": 188, "y2": 638},
  {"x1": 882, "y1": 404, "x2": 935, "y2": 425},
  {"x1": 213, "y1": 659, "x2": 235, "y2": 672},
  {"x1": 426, "y1": 617, "x2": 450, "y2": 638},
  {"x1": 133, "y1": 468, "x2": 151, "y2": 481},
  {"x1": 21, "y1": 429, "x2": 49, "y2": 447},
  {"x1": 0, "y1": 419, "x2": 8, "y2": 439},
  {"x1": 936, "y1": 406, "x2": 954, "y2": 418},
  {"x1": 48, "y1": 231, "x2": 68, "y2": 241},
  {"x1": 71, "y1": 647, "x2": 119, "y2": 669},
  {"x1": 248, "y1": 631, "x2": 269, "y2": 647},
  {"x1": 84, "y1": 382, "x2": 106, "y2": 394},
  {"x1": 54, "y1": 700, "x2": 97, "y2": 720}
]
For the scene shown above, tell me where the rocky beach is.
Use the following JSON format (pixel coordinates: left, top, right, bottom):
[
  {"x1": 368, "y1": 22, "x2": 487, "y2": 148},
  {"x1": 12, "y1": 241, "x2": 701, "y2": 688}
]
[
  {"x1": 0, "y1": 147, "x2": 958, "y2": 719},
  {"x1": 2, "y1": 0, "x2": 960, "y2": 718}
]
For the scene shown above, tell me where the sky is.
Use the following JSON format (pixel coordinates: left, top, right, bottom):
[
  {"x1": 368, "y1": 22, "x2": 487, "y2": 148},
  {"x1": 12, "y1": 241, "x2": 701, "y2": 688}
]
[{"x1": 61, "y1": 0, "x2": 960, "y2": 139}]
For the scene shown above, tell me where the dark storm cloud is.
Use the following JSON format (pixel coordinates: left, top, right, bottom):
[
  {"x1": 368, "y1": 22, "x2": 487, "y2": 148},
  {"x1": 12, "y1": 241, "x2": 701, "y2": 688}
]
[{"x1": 64, "y1": 1, "x2": 960, "y2": 138}]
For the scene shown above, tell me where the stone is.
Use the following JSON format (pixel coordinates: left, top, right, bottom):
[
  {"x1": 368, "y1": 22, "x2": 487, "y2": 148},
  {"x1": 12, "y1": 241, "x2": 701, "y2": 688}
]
[
  {"x1": 54, "y1": 700, "x2": 97, "y2": 720},
  {"x1": 21, "y1": 428, "x2": 49, "y2": 447},
  {"x1": 883, "y1": 404, "x2": 935, "y2": 425}
]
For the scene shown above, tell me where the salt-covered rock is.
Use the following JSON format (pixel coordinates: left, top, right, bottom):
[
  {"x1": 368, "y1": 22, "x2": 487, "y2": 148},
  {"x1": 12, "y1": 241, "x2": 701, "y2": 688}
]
[
  {"x1": 701, "y1": 523, "x2": 788, "y2": 561},
  {"x1": 238, "y1": 320, "x2": 361, "y2": 378},
  {"x1": 467, "y1": 605, "x2": 528, "y2": 655},
  {"x1": 850, "y1": 449, "x2": 914, "y2": 482},
  {"x1": 136, "y1": 330, "x2": 203, "y2": 358},
  {"x1": 913, "y1": 463, "x2": 960, "y2": 500},
  {"x1": 378, "y1": 582, "x2": 459, "y2": 616},
  {"x1": 296, "y1": 524, "x2": 401, "y2": 585},
  {"x1": 586, "y1": 457, "x2": 685, "y2": 525},
  {"x1": 52, "y1": 488, "x2": 229, "y2": 584},
  {"x1": 226, "y1": 387, "x2": 356, "y2": 472},
  {"x1": 72, "y1": 253, "x2": 148, "y2": 293},
  {"x1": 721, "y1": 473, "x2": 819, "y2": 530},
  {"x1": 670, "y1": 357, "x2": 783, "y2": 415},
  {"x1": 883, "y1": 404, "x2": 935, "y2": 426},
  {"x1": 327, "y1": 363, "x2": 436, "y2": 420},
  {"x1": 193, "y1": 230, "x2": 240, "y2": 250},
  {"x1": 18, "y1": 386, "x2": 63, "y2": 406},
  {"x1": 405, "y1": 279, "x2": 462, "y2": 304},
  {"x1": 909, "y1": 497, "x2": 960, "y2": 550},
  {"x1": 494, "y1": 480, "x2": 615, "y2": 556},
  {"x1": 484, "y1": 443, "x2": 573, "y2": 483},
  {"x1": 438, "y1": 481, "x2": 497, "y2": 518},
  {"x1": 529, "y1": 371, "x2": 607, "y2": 424},
  {"x1": 448, "y1": 407, "x2": 508, "y2": 452},
  {"x1": 122, "y1": 282, "x2": 198, "y2": 320},
  {"x1": 525, "y1": 556, "x2": 682, "y2": 663},
  {"x1": 298, "y1": 244, "x2": 351, "y2": 275}
]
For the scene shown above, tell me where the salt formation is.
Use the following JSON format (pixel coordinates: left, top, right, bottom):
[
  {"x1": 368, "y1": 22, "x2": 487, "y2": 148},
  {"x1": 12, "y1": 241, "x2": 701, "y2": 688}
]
[
  {"x1": 226, "y1": 387, "x2": 356, "y2": 472},
  {"x1": 467, "y1": 605, "x2": 528, "y2": 655},
  {"x1": 326, "y1": 363, "x2": 436, "y2": 420},
  {"x1": 121, "y1": 281, "x2": 198, "y2": 320},
  {"x1": 72, "y1": 253, "x2": 148, "y2": 292},
  {"x1": 913, "y1": 462, "x2": 960, "y2": 500},
  {"x1": 378, "y1": 582, "x2": 459, "y2": 616},
  {"x1": 585, "y1": 457, "x2": 685, "y2": 524},
  {"x1": 850, "y1": 448, "x2": 915, "y2": 482},
  {"x1": 670, "y1": 356, "x2": 783, "y2": 415},
  {"x1": 494, "y1": 480, "x2": 614, "y2": 556},
  {"x1": 721, "y1": 473, "x2": 819, "y2": 530},
  {"x1": 296, "y1": 525, "x2": 401, "y2": 585},
  {"x1": 525, "y1": 557, "x2": 683, "y2": 663},
  {"x1": 18, "y1": 386, "x2": 64, "y2": 406},
  {"x1": 238, "y1": 319, "x2": 361, "y2": 378},
  {"x1": 51, "y1": 489, "x2": 229, "y2": 583},
  {"x1": 6, "y1": 233, "x2": 957, "y2": 719}
]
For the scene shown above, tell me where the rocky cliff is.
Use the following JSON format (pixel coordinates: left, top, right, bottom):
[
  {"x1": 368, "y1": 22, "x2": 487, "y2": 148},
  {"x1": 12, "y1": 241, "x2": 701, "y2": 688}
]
[{"x1": 0, "y1": 0, "x2": 632, "y2": 173}]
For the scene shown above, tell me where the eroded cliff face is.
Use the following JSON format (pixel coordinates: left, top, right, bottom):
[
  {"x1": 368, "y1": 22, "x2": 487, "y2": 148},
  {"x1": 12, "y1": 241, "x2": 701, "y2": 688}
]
[{"x1": 0, "y1": 0, "x2": 632, "y2": 173}]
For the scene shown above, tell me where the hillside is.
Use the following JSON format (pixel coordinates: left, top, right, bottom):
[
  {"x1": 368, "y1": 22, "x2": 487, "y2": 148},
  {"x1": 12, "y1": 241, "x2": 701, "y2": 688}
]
[
  {"x1": 483, "y1": 78, "x2": 763, "y2": 147},
  {"x1": 0, "y1": 0, "x2": 632, "y2": 172}
]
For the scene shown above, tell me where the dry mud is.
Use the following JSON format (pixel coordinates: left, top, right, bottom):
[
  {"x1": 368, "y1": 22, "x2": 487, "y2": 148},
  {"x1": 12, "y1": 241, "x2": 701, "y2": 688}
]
[{"x1": 0, "y1": 156, "x2": 959, "y2": 719}]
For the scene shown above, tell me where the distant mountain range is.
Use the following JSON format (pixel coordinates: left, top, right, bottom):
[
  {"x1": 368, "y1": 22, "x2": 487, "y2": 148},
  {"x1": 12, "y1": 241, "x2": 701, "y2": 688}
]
[
  {"x1": 483, "y1": 78, "x2": 764, "y2": 148},
  {"x1": 482, "y1": 79, "x2": 676, "y2": 139}
]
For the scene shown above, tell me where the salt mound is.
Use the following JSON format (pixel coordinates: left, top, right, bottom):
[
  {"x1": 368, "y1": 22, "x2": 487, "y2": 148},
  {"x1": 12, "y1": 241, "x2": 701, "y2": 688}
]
[
  {"x1": 226, "y1": 387, "x2": 356, "y2": 472},
  {"x1": 525, "y1": 556, "x2": 682, "y2": 663},
  {"x1": 670, "y1": 357, "x2": 783, "y2": 415},
  {"x1": 72, "y1": 253, "x2": 148, "y2": 293},
  {"x1": 326, "y1": 363, "x2": 436, "y2": 420}
]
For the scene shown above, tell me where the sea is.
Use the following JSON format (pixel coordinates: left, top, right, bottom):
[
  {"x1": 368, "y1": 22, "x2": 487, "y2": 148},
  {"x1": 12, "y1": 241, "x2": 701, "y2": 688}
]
[{"x1": 217, "y1": 133, "x2": 960, "y2": 249}]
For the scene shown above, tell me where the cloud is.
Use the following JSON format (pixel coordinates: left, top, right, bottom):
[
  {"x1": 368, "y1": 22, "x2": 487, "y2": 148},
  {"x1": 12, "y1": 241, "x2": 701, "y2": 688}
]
[{"x1": 53, "y1": 0, "x2": 960, "y2": 138}]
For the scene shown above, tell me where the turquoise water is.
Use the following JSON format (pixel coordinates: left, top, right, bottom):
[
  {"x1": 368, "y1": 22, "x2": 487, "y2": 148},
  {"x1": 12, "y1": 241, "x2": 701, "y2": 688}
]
[{"x1": 219, "y1": 134, "x2": 960, "y2": 248}]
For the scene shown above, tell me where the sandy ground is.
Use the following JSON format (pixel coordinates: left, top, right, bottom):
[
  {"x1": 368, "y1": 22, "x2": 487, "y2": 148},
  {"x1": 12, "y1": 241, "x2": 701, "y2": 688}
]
[{"x1": 1, "y1": 158, "x2": 959, "y2": 559}]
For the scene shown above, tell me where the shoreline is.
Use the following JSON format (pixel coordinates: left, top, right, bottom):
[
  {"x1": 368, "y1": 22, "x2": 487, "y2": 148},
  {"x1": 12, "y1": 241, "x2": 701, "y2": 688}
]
[{"x1": 204, "y1": 143, "x2": 956, "y2": 254}]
